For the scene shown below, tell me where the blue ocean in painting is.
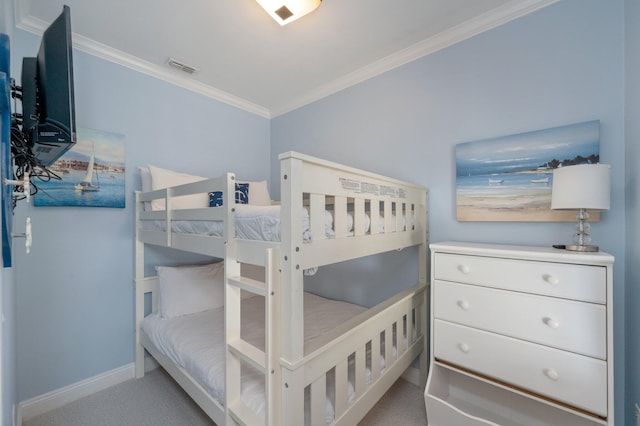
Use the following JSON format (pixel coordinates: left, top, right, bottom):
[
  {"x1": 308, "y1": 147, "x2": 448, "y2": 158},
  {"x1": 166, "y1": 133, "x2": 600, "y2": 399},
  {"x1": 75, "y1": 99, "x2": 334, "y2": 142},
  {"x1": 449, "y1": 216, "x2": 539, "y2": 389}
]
[
  {"x1": 34, "y1": 170, "x2": 125, "y2": 208},
  {"x1": 457, "y1": 171, "x2": 553, "y2": 197},
  {"x1": 456, "y1": 120, "x2": 600, "y2": 178}
]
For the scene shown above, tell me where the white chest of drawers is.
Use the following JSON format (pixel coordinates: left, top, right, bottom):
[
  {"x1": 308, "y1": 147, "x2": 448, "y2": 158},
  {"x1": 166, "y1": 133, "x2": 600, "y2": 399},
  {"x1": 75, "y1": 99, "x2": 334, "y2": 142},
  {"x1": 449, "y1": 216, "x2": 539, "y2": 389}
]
[{"x1": 425, "y1": 242, "x2": 614, "y2": 426}]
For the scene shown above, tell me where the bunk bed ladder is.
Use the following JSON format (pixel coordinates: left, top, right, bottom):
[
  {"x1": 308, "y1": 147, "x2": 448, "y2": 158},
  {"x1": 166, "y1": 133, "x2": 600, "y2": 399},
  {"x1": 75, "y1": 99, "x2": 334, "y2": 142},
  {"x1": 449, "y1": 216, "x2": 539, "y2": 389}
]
[{"x1": 225, "y1": 248, "x2": 281, "y2": 426}]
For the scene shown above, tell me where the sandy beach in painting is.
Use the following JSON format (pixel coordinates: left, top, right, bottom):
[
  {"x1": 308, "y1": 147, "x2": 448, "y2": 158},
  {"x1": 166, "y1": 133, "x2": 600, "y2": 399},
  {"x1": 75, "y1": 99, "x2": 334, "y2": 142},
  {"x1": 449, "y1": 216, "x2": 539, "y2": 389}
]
[{"x1": 456, "y1": 190, "x2": 599, "y2": 222}]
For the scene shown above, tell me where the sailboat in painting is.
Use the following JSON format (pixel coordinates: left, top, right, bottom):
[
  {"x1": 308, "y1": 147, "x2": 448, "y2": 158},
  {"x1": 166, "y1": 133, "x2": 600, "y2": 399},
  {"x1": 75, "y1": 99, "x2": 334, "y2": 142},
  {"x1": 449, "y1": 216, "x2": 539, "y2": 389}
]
[{"x1": 75, "y1": 142, "x2": 100, "y2": 192}]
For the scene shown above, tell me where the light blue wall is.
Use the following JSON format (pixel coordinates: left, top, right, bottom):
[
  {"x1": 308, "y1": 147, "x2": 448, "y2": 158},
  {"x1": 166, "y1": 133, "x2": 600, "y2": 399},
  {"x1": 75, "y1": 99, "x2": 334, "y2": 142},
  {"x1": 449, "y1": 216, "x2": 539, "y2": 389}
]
[
  {"x1": 0, "y1": 0, "x2": 11, "y2": 36},
  {"x1": 9, "y1": 27, "x2": 270, "y2": 401},
  {"x1": 625, "y1": 0, "x2": 640, "y2": 419},
  {"x1": 272, "y1": 0, "x2": 629, "y2": 422}
]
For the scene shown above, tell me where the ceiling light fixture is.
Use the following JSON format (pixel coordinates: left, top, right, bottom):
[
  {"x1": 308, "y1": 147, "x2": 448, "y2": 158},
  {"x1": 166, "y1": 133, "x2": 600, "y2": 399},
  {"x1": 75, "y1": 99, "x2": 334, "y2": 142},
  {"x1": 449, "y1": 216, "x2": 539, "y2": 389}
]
[{"x1": 255, "y1": 0, "x2": 322, "y2": 26}]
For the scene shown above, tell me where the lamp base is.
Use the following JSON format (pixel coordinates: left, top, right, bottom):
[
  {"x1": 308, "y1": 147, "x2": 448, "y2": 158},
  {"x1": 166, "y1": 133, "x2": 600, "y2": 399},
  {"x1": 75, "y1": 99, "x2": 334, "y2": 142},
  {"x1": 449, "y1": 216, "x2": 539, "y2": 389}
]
[{"x1": 565, "y1": 244, "x2": 600, "y2": 252}]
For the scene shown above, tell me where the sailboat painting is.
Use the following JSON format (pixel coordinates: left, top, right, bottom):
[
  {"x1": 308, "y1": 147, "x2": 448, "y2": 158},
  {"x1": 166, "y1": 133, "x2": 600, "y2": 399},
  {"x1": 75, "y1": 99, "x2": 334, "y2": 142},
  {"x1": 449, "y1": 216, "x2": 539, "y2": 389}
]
[
  {"x1": 74, "y1": 142, "x2": 100, "y2": 192},
  {"x1": 34, "y1": 127, "x2": 125, "y2": 208}
]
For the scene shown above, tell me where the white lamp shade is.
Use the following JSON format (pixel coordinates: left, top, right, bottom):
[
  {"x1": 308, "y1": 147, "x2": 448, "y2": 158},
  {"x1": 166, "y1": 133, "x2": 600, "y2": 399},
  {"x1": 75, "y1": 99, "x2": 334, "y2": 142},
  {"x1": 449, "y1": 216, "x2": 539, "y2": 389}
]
[
  {"x1": 551, "y1": 164, "x2": 611, "y2": 211},
  {"x1": 256, "y1": 0, "x2": 322, "y2": 25}
]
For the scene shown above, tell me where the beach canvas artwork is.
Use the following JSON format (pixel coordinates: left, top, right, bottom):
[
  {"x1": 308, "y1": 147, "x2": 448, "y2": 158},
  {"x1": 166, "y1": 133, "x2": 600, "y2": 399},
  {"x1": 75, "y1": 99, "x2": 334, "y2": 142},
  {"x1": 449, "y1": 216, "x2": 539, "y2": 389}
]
[
  {"x1": 456, "y1": 120, "x2": 600, "y2": 222},
  {"x1": 34, "y1": 127, "x2": 125, "y2": 208}
]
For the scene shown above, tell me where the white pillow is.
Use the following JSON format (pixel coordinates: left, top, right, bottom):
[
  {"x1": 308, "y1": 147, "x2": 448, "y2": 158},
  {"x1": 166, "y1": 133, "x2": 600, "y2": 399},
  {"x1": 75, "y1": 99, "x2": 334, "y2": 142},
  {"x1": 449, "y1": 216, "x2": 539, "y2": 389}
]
[
  {"x1": 239, "y1": 180, "x2": 271, "y2": 205},
  {"x1": 148, "y1": 165, "x2": 208, "y2": 211},
  {"x1": 156, "y1": 262, "x2": 224, "y2": 319}
]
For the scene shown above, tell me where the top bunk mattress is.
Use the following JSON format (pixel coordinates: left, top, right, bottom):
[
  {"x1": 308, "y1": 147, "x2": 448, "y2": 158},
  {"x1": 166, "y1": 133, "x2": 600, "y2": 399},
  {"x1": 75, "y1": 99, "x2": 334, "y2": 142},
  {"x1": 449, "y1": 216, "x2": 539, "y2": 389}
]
[
  {"x1": 143, "y1": 204, "x2": 305, "y2": 242},
  {"x1": 142, "y1": 204, "x2": 412, "y2": 242}
]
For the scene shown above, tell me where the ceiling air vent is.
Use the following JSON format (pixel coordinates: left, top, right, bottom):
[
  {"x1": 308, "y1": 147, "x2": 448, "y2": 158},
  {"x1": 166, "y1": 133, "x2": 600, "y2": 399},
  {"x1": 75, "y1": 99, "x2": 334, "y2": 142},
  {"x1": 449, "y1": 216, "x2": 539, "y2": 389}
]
[{"x1": 167, "y1": 58, "x2": 199, "y2": 75}]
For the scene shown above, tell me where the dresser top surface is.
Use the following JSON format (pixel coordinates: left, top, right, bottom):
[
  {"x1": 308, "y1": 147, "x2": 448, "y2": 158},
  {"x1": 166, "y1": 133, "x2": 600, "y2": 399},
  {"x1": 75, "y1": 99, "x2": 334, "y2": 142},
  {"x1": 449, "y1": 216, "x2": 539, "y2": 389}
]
[{"x1": 430, "y1": 241, "x2": 614, "y2": 266}]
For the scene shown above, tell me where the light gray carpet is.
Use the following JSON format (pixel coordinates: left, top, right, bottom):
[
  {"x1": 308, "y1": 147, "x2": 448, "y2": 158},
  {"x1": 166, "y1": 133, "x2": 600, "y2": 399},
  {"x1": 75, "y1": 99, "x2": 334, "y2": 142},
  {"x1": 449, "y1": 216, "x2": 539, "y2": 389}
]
[{"x1": 23, "y1": 368, "x2": 427, "y2": 425}]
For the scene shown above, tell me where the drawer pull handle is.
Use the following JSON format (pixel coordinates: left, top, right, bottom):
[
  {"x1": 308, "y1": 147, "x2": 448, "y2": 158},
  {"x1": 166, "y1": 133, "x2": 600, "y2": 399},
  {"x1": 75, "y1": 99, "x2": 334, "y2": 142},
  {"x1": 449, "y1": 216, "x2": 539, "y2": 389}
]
[
  {"x1": 457, "y1": 300, "x2": 470, "y2": 310},
  {"x1": 457, "y1": 343, "x2": 470, "y2": 353},
  {"x1": 457, "y1": 264, "x2": 470, "y2": 274},
  {"x1": 544, "y1": 368, "x2": 560, "y2": 381},
  {"x1": 543, "y1": 274, "x2": 559, "y2": 285},
  {"x1": 543, "y1": 317, "x2": 560, "y2": 329}
]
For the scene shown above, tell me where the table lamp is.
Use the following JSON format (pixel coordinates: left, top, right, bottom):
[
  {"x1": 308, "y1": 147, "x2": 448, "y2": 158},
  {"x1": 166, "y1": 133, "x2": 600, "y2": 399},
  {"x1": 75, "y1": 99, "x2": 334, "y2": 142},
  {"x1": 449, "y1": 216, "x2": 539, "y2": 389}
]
[{"x1": 551, "y1": 163, "x2": 610, "y2": 252}]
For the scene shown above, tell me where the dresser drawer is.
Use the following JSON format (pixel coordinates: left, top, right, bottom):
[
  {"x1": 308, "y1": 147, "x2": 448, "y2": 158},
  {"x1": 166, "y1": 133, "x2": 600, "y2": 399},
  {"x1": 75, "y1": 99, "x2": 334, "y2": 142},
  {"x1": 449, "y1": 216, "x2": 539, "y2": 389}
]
[
  {"x1": 433, "y1": 280, "x2": 607, "y2": 359},
  {"x1": 433, "y1": 319, "x2": 608, "y2": 416},
  {"x1": 433, "y1": 253, "x2": 606, "y2": 303}
]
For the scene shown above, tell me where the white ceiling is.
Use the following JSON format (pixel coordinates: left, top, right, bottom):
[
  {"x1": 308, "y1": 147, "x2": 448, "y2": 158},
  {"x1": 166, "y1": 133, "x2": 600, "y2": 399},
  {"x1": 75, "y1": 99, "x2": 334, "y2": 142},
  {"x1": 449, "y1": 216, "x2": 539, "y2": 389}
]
[{"x1": 14, "y1": 0, "x2": 557, "y2": 118}]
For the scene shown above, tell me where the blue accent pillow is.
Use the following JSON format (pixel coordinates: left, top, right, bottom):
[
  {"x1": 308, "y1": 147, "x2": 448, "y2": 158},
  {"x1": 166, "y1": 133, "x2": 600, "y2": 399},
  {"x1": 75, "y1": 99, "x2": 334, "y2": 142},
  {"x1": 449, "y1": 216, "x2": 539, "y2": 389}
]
[
  {"x1": 209, "y1": 191, "x2": 223, "y2": 207},
  {"x1": 235, "y1": 183, "x2": 249, "y2": 204},
  {"x1": 209, "y1": 183, "x2": 249, "y2": 207}
]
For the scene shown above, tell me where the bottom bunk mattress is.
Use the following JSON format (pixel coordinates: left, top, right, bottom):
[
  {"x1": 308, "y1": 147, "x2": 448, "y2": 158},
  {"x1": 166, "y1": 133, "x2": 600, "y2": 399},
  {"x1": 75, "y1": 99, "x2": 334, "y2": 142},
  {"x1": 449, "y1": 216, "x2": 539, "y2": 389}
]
[{"x1": 140, "y1": 292, "x2": 373, "y2": 422}]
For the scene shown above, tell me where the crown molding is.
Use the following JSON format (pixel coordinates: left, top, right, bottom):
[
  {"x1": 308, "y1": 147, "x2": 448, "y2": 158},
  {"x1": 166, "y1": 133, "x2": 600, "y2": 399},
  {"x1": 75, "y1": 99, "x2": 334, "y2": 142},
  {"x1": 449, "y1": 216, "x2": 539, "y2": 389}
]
[
  {"x1": 72, "y1": 34, "x2": 271, "y2": 119},
  {"x1": 270, "y1": 0, "x2": 559, "y2": 117},
  {"x1": 13, "y1": 10, "x2": 271, "y2": 119}
]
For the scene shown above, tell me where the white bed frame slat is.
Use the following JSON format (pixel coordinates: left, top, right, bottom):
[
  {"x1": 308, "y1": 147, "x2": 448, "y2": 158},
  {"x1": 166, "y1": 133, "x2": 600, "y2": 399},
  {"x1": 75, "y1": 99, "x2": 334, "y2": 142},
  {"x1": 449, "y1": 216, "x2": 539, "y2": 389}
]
[
  {"x1": 228, "y1": 339, "x2": 266, "y2": 374},
  {"x1": 333, "y1": 196, "x2": 348, "y2": 239},
  {"x1": 134, "y1": 152, "x2": 428, "y2": 425},
  {"x1": 371, "y1": 337, "x2": 381, "y2": 384},
  {"x1": 309, "y1": 193, "x2": 326, "y2": 243},
  {"x1": 354, "y1": 198, "x2": 366, "y2": 236},
  {"x1": 334, "y1": 359, "x2": 348, "y2": 420},
  {"x1": 300, "y1": 230, "x2": 422, "y2": 270},
  {"x1": 354, "y1": 346, "x2": 366, "y2": 399},
  {"x1": 265, "y1": 248, "x2": 282, "y2": 426},
  {"x1": 228, "y1": 275, "x2": 267, "y2": 296},
  {"x1": 384, "y1": 201, "x2": 393, "y2": 234},
  {"x1": 400, "y1": 314, "x2": 408, "y2": 354},
  {"x1": 311, "y1": 375, "x2": 327, "y2": 425},
  {"x1": 224, "y1": 238, "x2": 243, "y2": 424},
  {"x1": 233, "y1": 239, "x2": 278, "y2": 265},
  {"x1": 369, "y1": 198, "x2": 380, "y2": 235},
  {"x1": 171, "y1": 233, "x2": 226, "y2": 257}
]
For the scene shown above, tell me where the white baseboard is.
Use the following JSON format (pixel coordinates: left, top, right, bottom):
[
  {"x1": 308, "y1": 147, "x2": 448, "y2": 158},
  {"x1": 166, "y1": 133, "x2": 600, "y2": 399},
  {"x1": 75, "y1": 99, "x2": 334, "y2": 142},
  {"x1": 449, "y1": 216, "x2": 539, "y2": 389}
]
[{"x1": 18, "y1": 363, "x2": 135, "y2": 423}]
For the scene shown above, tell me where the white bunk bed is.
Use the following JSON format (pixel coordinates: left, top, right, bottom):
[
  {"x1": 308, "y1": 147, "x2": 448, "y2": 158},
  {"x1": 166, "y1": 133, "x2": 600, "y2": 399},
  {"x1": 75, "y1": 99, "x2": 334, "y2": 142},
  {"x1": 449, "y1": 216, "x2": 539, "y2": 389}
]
[{"x1": 134, "y1": 151, "x2": 428, "y2": 425}]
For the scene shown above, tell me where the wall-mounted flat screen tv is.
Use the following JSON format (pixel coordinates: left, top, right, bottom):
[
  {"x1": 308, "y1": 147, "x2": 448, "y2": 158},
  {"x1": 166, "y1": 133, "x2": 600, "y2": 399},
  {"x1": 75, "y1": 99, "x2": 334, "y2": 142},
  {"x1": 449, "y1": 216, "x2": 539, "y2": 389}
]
[{"x1": 20, "y1": 5, "x2": 76, "y2": 167}]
